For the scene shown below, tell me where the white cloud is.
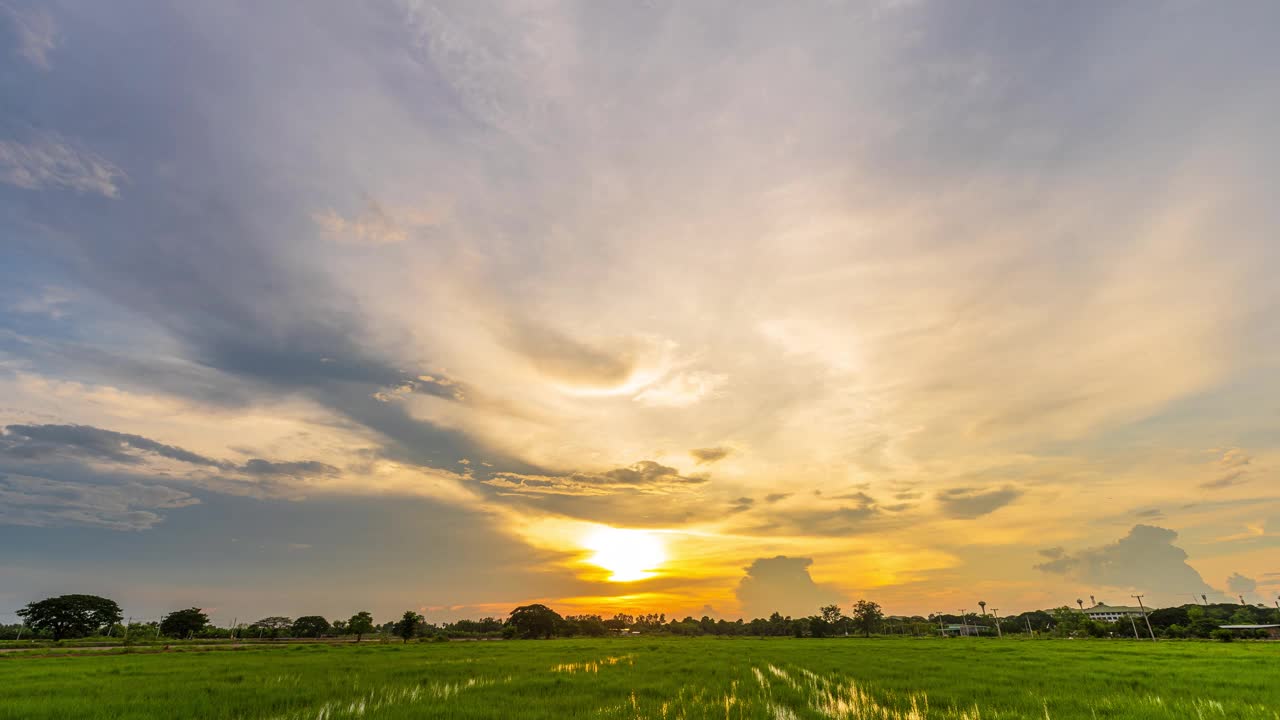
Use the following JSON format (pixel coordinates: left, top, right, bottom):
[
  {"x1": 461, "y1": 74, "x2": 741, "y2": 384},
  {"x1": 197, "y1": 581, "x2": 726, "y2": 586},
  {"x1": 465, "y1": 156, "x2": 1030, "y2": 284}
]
[
  {"x1": 2, "y1": 3, "x2": 57, "y2": 69},
  {"x1": 0, "y1": 132, "x2": 126, "y2": 197}
]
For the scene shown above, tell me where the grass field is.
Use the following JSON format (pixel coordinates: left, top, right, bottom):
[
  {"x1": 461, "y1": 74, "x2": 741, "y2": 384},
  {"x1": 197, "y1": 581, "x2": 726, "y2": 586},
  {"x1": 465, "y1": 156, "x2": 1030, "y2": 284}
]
[{"x1": 2, "y1": 637, "x2": 1277, "y2": 719}]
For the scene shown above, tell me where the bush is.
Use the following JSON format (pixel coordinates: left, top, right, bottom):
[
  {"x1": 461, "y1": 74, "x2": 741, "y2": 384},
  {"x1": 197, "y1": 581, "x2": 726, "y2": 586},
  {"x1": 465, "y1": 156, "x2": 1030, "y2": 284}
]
[{"x1": 1210, "y1": 629, "x2": 1234, "y2": 642}]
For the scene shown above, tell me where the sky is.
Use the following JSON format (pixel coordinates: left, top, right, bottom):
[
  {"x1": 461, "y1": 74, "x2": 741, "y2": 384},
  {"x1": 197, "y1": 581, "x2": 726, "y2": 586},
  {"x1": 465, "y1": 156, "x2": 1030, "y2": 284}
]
[{"x1": 2, "y1": 0, "x2": 1279, "y2": 627}]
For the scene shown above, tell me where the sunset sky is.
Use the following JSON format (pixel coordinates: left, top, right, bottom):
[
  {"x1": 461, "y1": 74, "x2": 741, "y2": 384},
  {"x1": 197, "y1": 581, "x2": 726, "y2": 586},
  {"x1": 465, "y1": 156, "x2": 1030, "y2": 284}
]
[{"x1": 2, "y1": 1, "x2": 1278, "y2": 627}]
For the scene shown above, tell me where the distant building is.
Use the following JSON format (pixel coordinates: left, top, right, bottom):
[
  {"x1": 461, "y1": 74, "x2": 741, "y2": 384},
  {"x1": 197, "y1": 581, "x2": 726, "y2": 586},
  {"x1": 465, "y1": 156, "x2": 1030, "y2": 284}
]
[
  {"x1": 1081, "y1": 603, "x2": 1148, "y2": 623},
  {"x1": 939, "y1": 623, "x2": 994, "y2": 636},
  {"x1": 1219, "y1": 624, "x2": 1280, "y2": 639}
]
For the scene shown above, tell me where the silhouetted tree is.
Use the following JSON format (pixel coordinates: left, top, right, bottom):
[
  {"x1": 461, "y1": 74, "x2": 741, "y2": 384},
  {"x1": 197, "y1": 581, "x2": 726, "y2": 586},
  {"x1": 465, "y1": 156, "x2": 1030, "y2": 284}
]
[
  {"x1": 292, "y1": 615, "x2": 331, "y2": 638},
  {"x1": 251, "y1": 616, "x2": 294, "y2": 639},
  {"x1": 508, "y1": 604, "x2": 563, "y2": 639},
  {"x1": 394, "y1": 611, "x2": 424, "y2": 643},
  {"x1": 850, "y1": 600, "x2": 883, "y2": 637},
  {"x1": 17, "y1": 595, "x2": 122, "y2": 641},
  {"x1": 160, "y1": 608, "x2": 210, "y2": 638}
]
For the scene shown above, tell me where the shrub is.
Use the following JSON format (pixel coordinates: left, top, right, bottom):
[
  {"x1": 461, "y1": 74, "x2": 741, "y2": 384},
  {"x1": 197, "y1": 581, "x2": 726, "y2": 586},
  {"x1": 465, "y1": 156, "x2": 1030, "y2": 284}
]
[{"x1": 1210, "y1": 629, "x2": 1234, "y2": 642}]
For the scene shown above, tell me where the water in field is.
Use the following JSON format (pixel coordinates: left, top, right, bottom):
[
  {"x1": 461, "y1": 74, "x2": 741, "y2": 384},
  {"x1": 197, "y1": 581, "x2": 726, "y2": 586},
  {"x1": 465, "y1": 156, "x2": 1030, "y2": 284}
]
[{"x1": 1, "y1": 638, "x2": 1277, "y2": 719}]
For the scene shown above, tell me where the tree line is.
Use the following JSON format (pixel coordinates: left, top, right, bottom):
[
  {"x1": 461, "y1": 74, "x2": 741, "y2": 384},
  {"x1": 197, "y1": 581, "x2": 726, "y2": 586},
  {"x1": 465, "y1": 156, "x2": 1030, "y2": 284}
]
[{"x1": 5, "y1": 593, "x2": 1276, "y2": 642}]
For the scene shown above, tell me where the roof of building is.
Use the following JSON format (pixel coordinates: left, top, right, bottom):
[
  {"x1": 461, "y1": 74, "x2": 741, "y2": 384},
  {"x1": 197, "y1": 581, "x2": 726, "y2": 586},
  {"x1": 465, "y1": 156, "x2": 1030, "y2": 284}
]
[
  {"x1": 1083, "y1": 604, "x2": 1145, "y2": 613},
  {"x1": 1218, "y1": 624, "x2": 1280, "y2": 630}
]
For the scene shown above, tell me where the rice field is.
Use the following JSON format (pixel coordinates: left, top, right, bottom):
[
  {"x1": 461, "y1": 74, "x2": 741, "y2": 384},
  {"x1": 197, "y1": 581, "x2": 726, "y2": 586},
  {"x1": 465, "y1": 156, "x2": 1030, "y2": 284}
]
[{"x1": 1, "y1": 637, "x2": 1277, "y2": 719}]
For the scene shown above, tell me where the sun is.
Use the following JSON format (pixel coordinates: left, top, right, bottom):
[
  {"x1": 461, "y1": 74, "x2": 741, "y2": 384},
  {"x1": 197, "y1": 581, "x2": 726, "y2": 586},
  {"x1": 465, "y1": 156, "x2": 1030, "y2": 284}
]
[{"x1": 582, "y1": 527, "x2": 666, "y2": 582}]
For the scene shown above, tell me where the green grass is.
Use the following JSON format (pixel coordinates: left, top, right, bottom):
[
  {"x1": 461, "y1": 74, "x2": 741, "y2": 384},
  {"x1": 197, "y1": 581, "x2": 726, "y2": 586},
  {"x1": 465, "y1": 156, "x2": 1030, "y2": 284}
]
[{"x1": 2, "y1": 637, "x2": 1277, "y2": 719}]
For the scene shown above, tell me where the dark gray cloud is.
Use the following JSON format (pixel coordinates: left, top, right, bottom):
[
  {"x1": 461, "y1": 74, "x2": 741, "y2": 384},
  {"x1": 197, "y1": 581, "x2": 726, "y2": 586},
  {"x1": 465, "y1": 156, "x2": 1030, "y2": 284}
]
[
  {"x1": 241, "y1": 459, "x2": 340, "y2": 478},
  {"x1": 936, "y1": 486, "x2": 1021, "y2": 519},
  {"x1": 0, "y1": 472, "x2": 198, "y2": 531},
  {"x1": 729, "y1": 496, "x2": 754, "y2": 513},
  {"x1": 764, "y1": 493, "x2": 791, "y2": 503},
  {"x1": 1035, "y1": 525, "x2": 1222, "y2": 602},
  {"x1": 736, "y1": 556, "x2": 844, "y2": 619},
  {"x1": 739, "y1": 491, "x2": 912, "y2": 537},
  {"x1": 1, "y1": 424, "x2": 224, "y2": 467},
  {"x1": 690, "y1": 446, "x2": 731, "y2": 465}
]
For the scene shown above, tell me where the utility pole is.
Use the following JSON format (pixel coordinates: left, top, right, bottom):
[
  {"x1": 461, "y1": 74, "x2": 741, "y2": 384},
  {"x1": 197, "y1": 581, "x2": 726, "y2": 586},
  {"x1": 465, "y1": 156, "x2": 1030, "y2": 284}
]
[
  {"x1": 992, "y1": 609, "x2": 1002, "y2": 638},
  {"x1": 935, "y1": 612, "x2": 945, "y2": 636},
  {"x1": 959, "y1": 609, "x2": 968, "y2": 636},
  {"x1": 1127, "y1": 613, "x2": 1140, "y2": 640},
  {"x1": 1132, "y1": 595, "x2": 1156, "y2": 641},
  {"x1": 124, "y1": 616, "x2": 132, "y2": 642},
  {"x1": 230, "y1": 617, "x2": 237, "y2": 641},
  {"x1": 1026, "y1": 616, "x2": 1033, "y2": 636}
]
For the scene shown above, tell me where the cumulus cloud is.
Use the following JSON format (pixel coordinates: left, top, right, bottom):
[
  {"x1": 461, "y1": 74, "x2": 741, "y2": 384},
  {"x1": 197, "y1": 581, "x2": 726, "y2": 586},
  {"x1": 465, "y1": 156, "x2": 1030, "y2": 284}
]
[
  {"x1": 484, "y1": 460, "x2": 706, "y2": 497},
  {"x1": 2, "y1": 2, "x2": 57, "y2": 69},
  {"x1": 936, "y1": 486, "x2": 1022, "y2": 519},
  {"x1": 1226, "y1": 572, "x2": 1256, "y2": 595},
  {"x1": 0, "y1": 132, "x2": 125, "y2": 196},
  {"x1": 0, "y1": 472, "x2": 198, "y2": 530},
  {"x1": 736, "y1": 556, "x2": 844, "y2": 619},
  {"x1": 1035, "y1": 525, "x2": 1222, "y2": 601},
  {"x1": 689, "y1": 446, "x2": 731, "y2": 465}
]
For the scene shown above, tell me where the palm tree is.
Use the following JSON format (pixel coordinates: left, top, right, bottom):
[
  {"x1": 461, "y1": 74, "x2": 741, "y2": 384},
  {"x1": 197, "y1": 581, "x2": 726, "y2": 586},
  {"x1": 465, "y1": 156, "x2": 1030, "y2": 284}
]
[{"x1": 978, "y1": 601, "x2": 987, "y2": 616}]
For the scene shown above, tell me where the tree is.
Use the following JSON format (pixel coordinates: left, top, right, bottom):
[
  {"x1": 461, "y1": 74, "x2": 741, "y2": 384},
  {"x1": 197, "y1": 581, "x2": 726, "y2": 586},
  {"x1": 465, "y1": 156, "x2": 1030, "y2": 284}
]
[
  {"x1": 347, "y1": 611, "x2": 375, "y2": 642},
  {"x1": 394, "y1": 611, "x2": 423, "y2": 643},
  {"x1": 820, "y1": 604, "x2": 844, "y2": 624},
  {"x1": 850, "y1": 600, "x2": 883, "y2": 638},
  {"x1": 507, "y1": 604, "x2": 563, "y2": 639},
  {"x1": 17, "y1": 595, "x2": 122, "y2": 641},
  {"x1": 292, "y1": 615, "x2": 331, "y2": 638},
  {"x1": 251, "y1": 616, "x2": 294, "y2": 639},
  {"x1": 160, "y1": 608, "x2": 210, "y2": 639}
]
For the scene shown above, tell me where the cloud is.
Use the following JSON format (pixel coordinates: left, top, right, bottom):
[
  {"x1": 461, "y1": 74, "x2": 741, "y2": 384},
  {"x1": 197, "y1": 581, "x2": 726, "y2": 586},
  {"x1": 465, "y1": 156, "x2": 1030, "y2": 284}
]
[
  {"x1": 740, "y1": 491, "x2": 905, "y2": 537},
  {"x1": 2, "y1": 2, "x2": 57, "y2": 69},
  {"x1": 241, "y1": 459, "x2": 340, "y2": 478},
  {"x1": 736, "y1": 556, "x2": 844, "y2": 619},
  {"x1": 1, "y1": 424, "x2": 224, "y2": 467},
  {"x1": 689, "y1": 446, "x2": 731, "y2": 465},
  {"x1": 1200, "y1": 471, "x2": 1248, "y2": 490},
  {"x1": 632, "y1": 371, "x2": 727, "y2": 408},
  {"x1": 1035, "y1": 525, "x2": 1221, "y2": 601},
  {"x1": 0, "y1": 472, "x2": 198, "y2": 530},
  {"x1": 1226, "y1": 572, "x2": 1256, "y2": 595},
  {"x1": 0, "y1": 132, "x2": 126, "y2": 197},
  {"x1": 484, "y1": 460, "x2": 707, "y2": 497},
  {"x1": 313, "y1": 197, "x2": 448, "y2": 245},
  {"x1": 936, "y1": 486, "x2": 1021, "y2": 519},
  {"x1": 1219, "y1": 448, "x2": 1252, "y2": 469}
]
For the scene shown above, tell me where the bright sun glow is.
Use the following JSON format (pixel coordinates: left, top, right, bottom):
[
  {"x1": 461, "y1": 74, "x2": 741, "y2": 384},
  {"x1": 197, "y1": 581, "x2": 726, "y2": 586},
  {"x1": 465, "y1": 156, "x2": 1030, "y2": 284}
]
[{"x1": 582, "y1": 527, "x2": 666, "y2": 582}]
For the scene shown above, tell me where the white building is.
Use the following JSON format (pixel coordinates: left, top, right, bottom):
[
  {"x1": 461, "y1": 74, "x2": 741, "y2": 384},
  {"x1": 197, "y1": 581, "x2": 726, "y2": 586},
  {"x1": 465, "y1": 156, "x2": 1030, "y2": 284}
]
[{"x1": 1081, "y1": 603, "x2": 1147, "y2": 622}]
